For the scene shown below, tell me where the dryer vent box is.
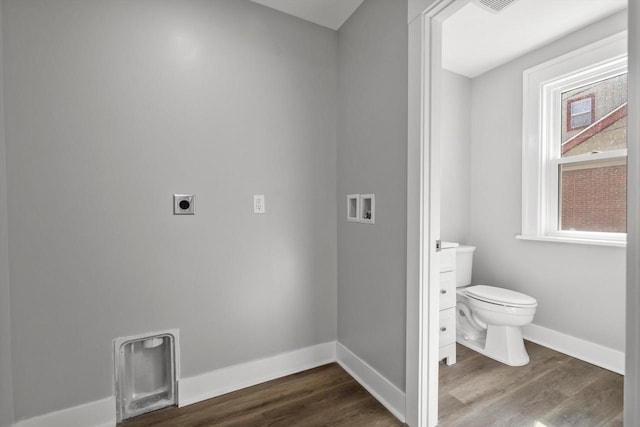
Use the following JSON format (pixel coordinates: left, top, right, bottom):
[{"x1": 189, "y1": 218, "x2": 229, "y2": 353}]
[{"x1": 114, "y1": 330, "x2": 179, "y2": 422}]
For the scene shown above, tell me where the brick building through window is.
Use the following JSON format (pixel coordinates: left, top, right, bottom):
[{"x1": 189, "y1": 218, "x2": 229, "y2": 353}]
[{"x1": 559, "y1": 73, "x2": 627, "y2": 233}]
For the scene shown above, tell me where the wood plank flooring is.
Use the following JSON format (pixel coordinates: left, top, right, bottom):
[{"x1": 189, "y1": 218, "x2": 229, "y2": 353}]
[
  {"x1": 121, "y1": 363, "x2": 403, "y2": 427},
  {"x1": 438, "y1": 341, "x2": 624, "y2": 426},
  {"x1": 122, "y1": 341, "x2": 623, "y2": 427}
]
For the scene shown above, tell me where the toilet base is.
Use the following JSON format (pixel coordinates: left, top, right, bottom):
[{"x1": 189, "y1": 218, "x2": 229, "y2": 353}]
[{"x1": 457, "y1": 325, "x2": 530, "y2": 366}]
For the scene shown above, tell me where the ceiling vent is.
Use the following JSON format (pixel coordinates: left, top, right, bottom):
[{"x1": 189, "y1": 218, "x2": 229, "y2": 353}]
[{"x1": 474, "y1": 0, "x2": 519, "y2": 13}]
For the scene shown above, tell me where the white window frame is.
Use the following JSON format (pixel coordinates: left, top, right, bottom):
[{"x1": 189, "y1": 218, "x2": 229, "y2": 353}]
[{"x1": 519, "y1": 32, "x2": 628, "y2": 247}]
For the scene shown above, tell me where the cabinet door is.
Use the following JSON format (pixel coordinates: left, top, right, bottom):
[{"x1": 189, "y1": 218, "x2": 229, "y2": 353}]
[
  {"x1": 440, "y1": 271, "x2": 456, "y2": 310},
  {"x1": 439, "y1": 308, "x2": 456, "y2": 347}
]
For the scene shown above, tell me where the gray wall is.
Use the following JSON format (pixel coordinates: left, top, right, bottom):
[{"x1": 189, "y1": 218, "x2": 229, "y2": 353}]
[
  {"x1": 469, "y1": 11, "x2": 627, "y2": 352},
  {"x1": 0, "y1": 1, "x2": 14, "y2": 424},
  {"x1": 3, "y1": 0, "x2": 337, "y2": 420},
  {"x1": 440, "y1": 70, "x2": 471, "y2": 244},
  {"x1": 337, "y1": 0, "x2": 408, "y2": 390}
]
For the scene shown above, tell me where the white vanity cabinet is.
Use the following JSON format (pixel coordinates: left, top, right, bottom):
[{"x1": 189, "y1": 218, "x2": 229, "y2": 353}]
[{"x1": 439, "y1": 245, "x2": 457, "y2": 365}]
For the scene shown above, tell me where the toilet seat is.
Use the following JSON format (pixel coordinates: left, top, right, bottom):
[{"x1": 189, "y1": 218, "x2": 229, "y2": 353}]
[{"x1": 465, "y1": 285, "x2": 537, "y2": 308}]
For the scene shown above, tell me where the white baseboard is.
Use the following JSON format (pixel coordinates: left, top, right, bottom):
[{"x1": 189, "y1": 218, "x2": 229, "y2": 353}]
[
  {"x1": 13, "y1": 397, "x2": 115, "y2": 427},
  {"x1": 523, "y1": 323, "x2": 625, "y2": 375},
  {"x1": 336, "y1": 342, "x2": 405, "y2": 422},
  {"x1": 178, "y1": 341, "x2": 336, "y2": 407}
]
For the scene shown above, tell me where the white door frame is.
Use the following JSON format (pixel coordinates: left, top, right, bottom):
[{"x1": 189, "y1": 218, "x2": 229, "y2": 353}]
[
  {"x1": 406, "y1": 1, "x2": 640, "y2": 427},
  {"x1": 626, "y1": 2, "x2": 640, "y2": 425},
  {"x1": 406, "y1": 1, "x2": 456, "y2": 426}
]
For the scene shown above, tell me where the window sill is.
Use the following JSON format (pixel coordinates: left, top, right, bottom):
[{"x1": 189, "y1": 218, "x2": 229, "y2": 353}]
[{"x1": 516, "y1": 234, "x2": 626, "y2": 248}]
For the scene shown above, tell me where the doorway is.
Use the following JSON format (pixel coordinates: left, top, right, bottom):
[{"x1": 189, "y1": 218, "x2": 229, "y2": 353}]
[{"x1": 406, "y1": 0, "x2": 638, "y2": 426}]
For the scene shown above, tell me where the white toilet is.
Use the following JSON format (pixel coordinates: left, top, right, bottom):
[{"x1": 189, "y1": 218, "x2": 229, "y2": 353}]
[{"x1": 455, "y1": 245, "x2": 537, "y2": 366}]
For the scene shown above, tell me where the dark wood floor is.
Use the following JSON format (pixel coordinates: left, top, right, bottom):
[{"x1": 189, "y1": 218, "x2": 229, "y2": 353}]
[
  {"x1": 121, "y1": 363, "x2": 402, "y2": 427},
  {"x1": 439, "y1": 341, "x2": 624, "y2": 426},
  {"x1": 122, "y1": 341, "x2": 623, "y2": 427}
]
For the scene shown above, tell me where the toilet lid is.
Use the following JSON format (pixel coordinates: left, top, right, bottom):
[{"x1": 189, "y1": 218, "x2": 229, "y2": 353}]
[{"x1": 465, "y1": 285, "x2": 537, "y2": 307}]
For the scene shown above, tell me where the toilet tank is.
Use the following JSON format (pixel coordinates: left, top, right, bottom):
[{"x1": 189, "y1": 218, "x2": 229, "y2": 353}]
[{"x1": 455, "y1": 245, "x2": 476, "y2": 287}]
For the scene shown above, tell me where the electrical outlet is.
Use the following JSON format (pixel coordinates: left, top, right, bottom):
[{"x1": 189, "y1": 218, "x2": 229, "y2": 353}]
[
  {"x1": 174, "y1": 194, "x2": 195, "y2": 215},
  {"x1": 253, "y1": 195, "x2": 265, "y2": 214}
]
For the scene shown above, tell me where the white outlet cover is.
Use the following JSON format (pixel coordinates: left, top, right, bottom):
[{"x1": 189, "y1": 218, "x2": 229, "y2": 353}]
[{"x1": 253, "y1": 195, "x2": 265, "y2": 214}]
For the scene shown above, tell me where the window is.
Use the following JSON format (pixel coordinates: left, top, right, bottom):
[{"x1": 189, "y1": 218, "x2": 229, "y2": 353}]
[{"x1": 520, "y1": 32, "x2": 627, "y2": 246}]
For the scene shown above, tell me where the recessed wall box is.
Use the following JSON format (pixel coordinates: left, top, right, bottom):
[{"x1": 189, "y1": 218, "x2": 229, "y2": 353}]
[
  {"x1": 114, "y1": 330, "x2": 180, "y2": 422},
  {"x1": 347, "y1": 194, "x2": 360, "y2": 222},
  {"x1": 360, "y1": 194, "x2": 375, "y2": 224},
  {"x1": 174, "y1": 194, "x2": 195, "y2": 215}
]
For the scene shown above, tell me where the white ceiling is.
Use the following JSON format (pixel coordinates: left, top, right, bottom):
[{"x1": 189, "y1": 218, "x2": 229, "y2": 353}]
[
  {"x1": 442, "y1": 0, "x2": 627, "y2": 78},
  {"x1": 250, "y1": 0, "x2": 365, "y2": 30}
]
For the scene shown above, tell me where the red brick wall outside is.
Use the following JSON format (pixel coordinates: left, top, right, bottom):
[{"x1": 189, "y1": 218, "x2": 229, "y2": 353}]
[{"x1": 561, "y1": 164, "x2": 627, "y2": 233}]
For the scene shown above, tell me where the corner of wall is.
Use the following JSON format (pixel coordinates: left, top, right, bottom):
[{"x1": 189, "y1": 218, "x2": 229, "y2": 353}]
[{"x1": 0, "y1": 0, "x2": 15, "y2": 423}]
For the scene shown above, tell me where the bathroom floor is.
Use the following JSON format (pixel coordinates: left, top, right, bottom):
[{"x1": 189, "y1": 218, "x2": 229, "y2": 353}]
[{"x1": 439, "y1": 341, "x2": 624, "y2": 426}]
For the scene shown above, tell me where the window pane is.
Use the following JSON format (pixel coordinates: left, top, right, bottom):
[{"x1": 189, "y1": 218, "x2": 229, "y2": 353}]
[
  {"x1": 559, "y1": 160, "x2": 627, "y2": 233},
  {"x1": 561, "y1": 73, "x2": 627, "y2": 158},
  {"x1": 570, "y1": 98, "x2": 592, "y2": 115},
  {"x1": 571, "y1": 111, "x2": 592, "y2": 129}
]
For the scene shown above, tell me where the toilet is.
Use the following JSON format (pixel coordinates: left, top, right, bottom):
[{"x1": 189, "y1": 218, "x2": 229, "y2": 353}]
[{"x1": 455, "y1": 245, "x2": 537, "y2": 366}]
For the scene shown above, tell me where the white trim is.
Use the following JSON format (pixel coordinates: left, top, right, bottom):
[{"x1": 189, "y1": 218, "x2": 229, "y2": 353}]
[
  {"x1": 426, "y1": 10, "x2": 444, "y2": 427},
  {"x1": 406, "y1": 15, "x2": 425, "y2": 427},
  {"x1": 627, "y1": 1, "x2": 640, "y2": 424},
  {"x1": 178, "y1": 341, "x2": 336, "y2": 407},
  {"x1": 523, "y1": 323, "x2": 625, "y2": 375},
  {"x1": 13, "y1": 397, "x2": 116, "y2": 427},
  {"x1": 336, "y1": 342, "x2": 406, "y2": 422},
  {"x1": 557, "y1": 151, "x2": 627, "y2": 167},
  {"x1": 516, "y1": 234, "x2": 627, "y2": 248}
]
